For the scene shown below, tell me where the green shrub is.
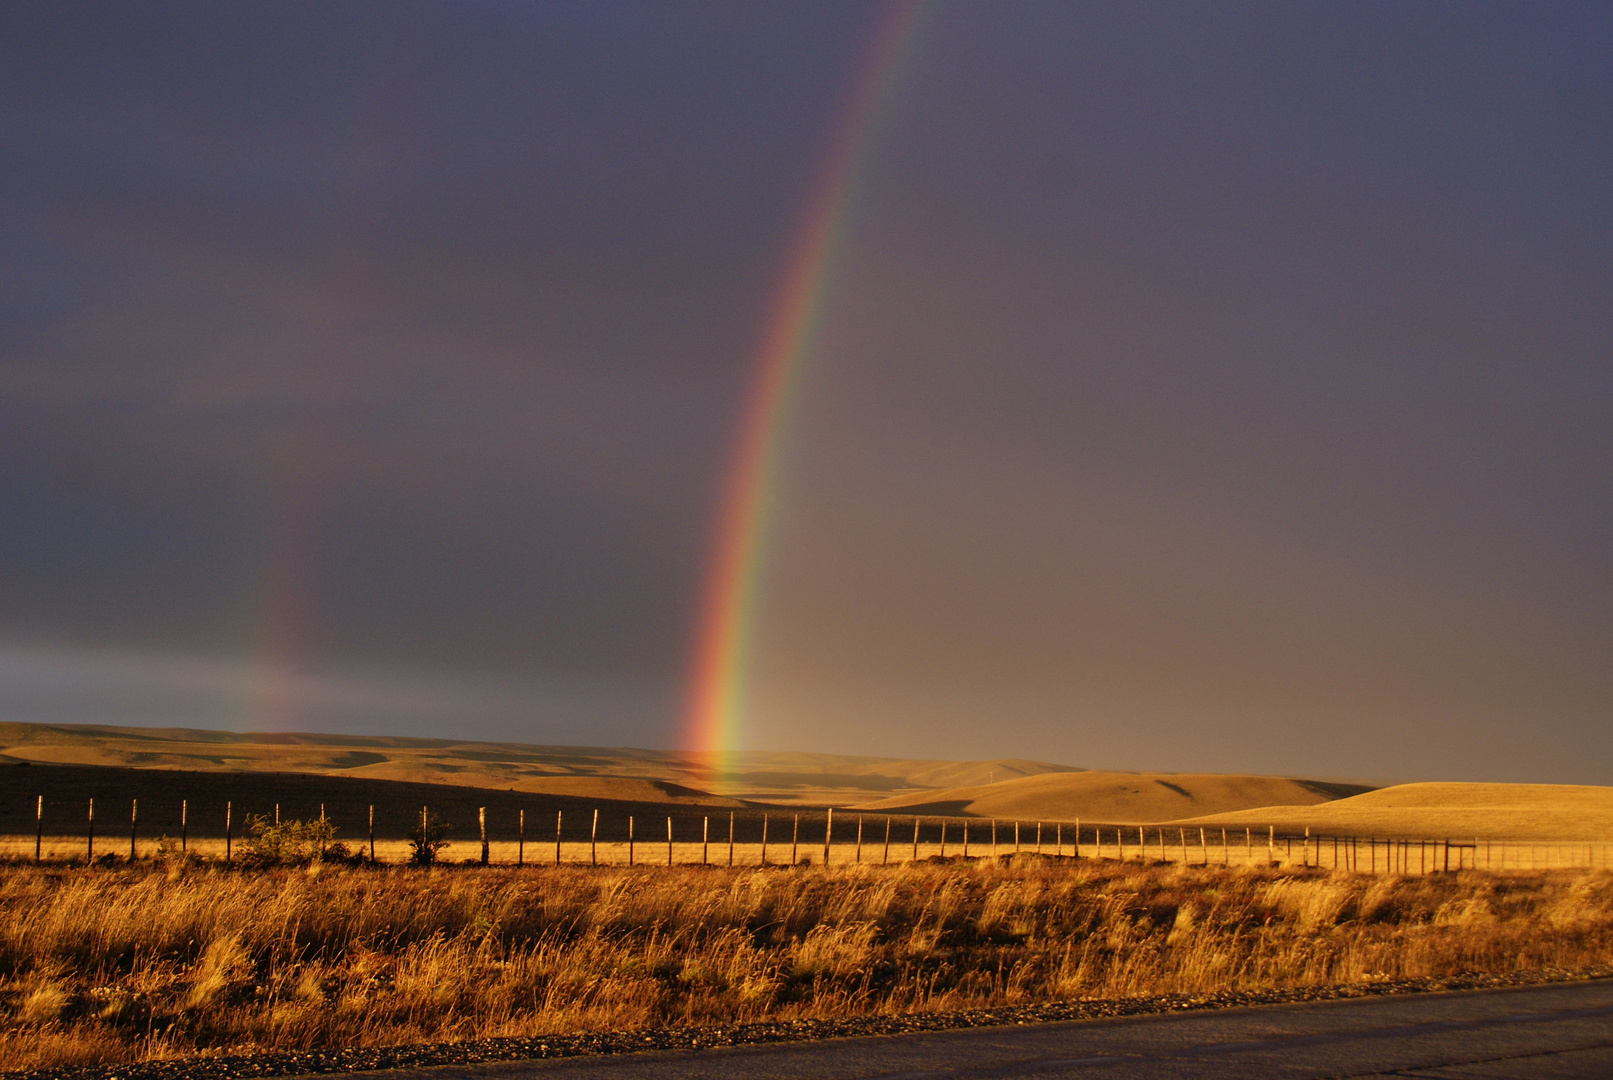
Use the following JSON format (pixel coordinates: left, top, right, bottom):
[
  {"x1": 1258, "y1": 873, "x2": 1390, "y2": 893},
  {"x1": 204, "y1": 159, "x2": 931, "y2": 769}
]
[
  {"x1": 406, "y1": 811, "x2": 451, "y2": 865},
  {"x1": 242, "y1": 816, "x2": 340, "y2": 867}
]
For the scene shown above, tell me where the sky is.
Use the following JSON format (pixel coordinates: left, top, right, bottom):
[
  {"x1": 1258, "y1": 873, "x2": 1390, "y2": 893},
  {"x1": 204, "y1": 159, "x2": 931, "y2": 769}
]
[{"x1": 1, "y1": 1, "x2": 1609, "y2": 784}]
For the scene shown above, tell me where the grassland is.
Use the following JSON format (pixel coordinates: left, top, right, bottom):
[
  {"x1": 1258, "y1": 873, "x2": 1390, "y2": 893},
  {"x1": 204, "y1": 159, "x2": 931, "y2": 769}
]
[
  {"x1": 856, "y1": 771, "x2": 1370, "y2": 821},
  {"x1": 2, "y1": 855, "x2": 1610, "y2": 1073},
  {"x1": 0, "y1": 722, "x2": 1395, "y2": 816},
  {"x1": 1176, "y1": 782, "x2": 1613, "y2": 842},
  {"x1": 0, "y1": 722, "x2": 1077, "y2": 806}
]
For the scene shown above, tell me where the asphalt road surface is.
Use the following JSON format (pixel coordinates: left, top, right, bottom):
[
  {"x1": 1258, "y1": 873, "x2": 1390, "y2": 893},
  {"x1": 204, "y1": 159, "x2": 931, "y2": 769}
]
[{"x1": 339, "y1": 980, "x2": 1613, "y2": 1080}]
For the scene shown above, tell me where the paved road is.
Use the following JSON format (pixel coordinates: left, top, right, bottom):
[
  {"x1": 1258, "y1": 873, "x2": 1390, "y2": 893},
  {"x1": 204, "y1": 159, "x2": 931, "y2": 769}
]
[{"x1": 344, "y1": 981, "x2": 1613, "y2": 1080}]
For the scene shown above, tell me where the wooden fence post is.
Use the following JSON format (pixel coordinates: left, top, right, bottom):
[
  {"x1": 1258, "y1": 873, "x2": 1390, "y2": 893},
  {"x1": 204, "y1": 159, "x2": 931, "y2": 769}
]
[
  {"x1": 225, "y1": 801, "x2": 231, "y2": 863},
  {"x1": 1199, "y1": 827, "x2": 1207, "y2": 866},
  {"x1": 1015, "y1": 820, "x2": 1021, "y2": 853},
  {"x1": 1268, "y1": 825, "x2": 1274, "y2": 865},
  {"x1": 824, "y1": 808, "x2": 833, "y2": 866},
  {"x1": 555, "y1": 810, "x2": 563, "y2": 867},
  {"x1": 667, "y1": 816, "x2": 673, "y2": 867},
  {"x1": 856, "y1": 816, "x2": 864, "y2": 863},
  {"x1": 1037, "y1": 821, "x2": 1043, "y2": 854},
  {"x1": 87, "y1": 798, "x2": 94, "y2": 863},
  {"x1": 962, "y1": 820, "x2": 969, "y2": 859},
  {"x1": 368, "y1": 805, "x2": 375, "y2": 864},
  {"x1": 479, "y1": 807, "x2": 489, "y2": 866},
  {"x1": 591, "y1": 809, "x2": 598, "y2": 866},
  {"x1": 702, "y1": 816, "x2": 709, "y2": 866},
  {"x1": 517, "y1": 808, "x2": 524, "y2": 867},
  {"x1": 35, "y1": 796, "x2": 43, "y2": 862},
  {"x1": 728, "y1": 812, "x2": 735, "y2": 867},
  {"x1": 1074, "y1": 818, "x2": 1080, "y2": 859},
  {"x1": 911, "y1": 817, "x2": 919, "y2": 862},
  {"x1": 129, "y1": 798, "x2": 137, "y2": 861},
  {"x1": 939, "y1": 820, "x2": 947, "y2": 858},
  {"x1": 991, "y1": 819, "x2": 997, "y2": 857},
  {"x1": 628, "y1": 815, "x2": 634, "y2": 866},
  {"x1": 1443, "y1": 839, "x2": 1450, "y2": 873},
  {"x1": 1117, "y1": 827, "x2": 1123, "y2": 862},
  {"x1": 791, "y1": 814, "x2": 798, "y2": 866},
  {"x1": 1222, "y1": 829, "x2": 1229, "y2": 866},
  {"x1": 1179, "y1": 827, "x2": 1187, "y2": 865},
  {"x1": 883, "y1": 816, "x2": 891, "y2": 865},
  {"x1": 181, "y1": 798, "x2": 188, "y2": 854},
  {"x1": 761, "y1": 813, "x2": 769, "y2": 866}
]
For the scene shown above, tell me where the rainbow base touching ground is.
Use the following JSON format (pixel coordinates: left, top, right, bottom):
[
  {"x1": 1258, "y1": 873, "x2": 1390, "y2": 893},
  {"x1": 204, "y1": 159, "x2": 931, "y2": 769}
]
[{"x1": 682, "y1": 3, "x2": 925, "y2": 765}]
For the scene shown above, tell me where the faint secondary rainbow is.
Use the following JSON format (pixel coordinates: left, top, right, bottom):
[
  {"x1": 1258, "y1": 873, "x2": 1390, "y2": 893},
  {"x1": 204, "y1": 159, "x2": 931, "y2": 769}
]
[{"x1": 684, "y1": 3, "x2": 926, "y2": 762}]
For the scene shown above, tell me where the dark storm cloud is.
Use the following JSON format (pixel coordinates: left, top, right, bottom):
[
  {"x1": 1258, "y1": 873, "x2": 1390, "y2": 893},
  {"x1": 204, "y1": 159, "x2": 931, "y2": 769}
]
[
  {"x1": 746, "y1": 3, "x2": 1613, "y2": 780},
  {"x1": 0, "y1": 2, "x2": 875, "y2": 687},
  {"x1": 1, "y1": 3, "x2": 1609, "y2": 779}
]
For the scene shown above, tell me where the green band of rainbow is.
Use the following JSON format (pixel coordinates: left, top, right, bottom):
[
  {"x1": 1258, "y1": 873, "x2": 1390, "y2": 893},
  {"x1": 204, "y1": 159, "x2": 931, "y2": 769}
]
[{"x1": 683, "y1": 3, "x2": 925, "y2": 764}]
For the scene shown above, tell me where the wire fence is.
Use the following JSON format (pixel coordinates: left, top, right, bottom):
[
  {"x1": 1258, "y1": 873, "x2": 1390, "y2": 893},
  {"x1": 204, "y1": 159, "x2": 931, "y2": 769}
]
[{"x1": 7, "y1": 796, "x2": 1610, "y2": 872}]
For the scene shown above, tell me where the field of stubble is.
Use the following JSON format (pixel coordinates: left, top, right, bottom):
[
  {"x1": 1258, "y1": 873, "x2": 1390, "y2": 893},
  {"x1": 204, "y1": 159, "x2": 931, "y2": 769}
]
[{"x1": 2, "y1": 856, "x2": 1611, "y2": 1073}]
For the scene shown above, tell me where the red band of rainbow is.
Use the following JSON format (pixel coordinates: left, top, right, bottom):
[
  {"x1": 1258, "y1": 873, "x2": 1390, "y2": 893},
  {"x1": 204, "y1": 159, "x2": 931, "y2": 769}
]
[{"x1": 683, "y1": 3, "x2": 925, "y2": 766}]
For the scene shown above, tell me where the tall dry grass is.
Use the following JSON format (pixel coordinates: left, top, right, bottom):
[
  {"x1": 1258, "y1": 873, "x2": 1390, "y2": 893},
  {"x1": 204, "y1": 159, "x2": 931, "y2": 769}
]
[{"x1": 1, "y1": 858, "x2": 1611, "y2": 1072}]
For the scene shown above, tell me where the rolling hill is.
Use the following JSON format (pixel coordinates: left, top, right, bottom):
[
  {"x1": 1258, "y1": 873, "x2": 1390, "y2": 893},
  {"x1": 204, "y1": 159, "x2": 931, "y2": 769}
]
[
  {"x1": 852, "y1": 770, "x2": 1371, "y2": 823},
  {"x1": 1168, "y1": 782, "x2": 1613, "y2": 841},
  {"x1": 0, "y1": 723, "x2": 1076, "y2": 806}
]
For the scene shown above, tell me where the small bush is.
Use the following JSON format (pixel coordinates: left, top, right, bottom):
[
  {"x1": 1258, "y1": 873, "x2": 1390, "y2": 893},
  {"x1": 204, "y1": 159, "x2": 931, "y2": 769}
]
[
  {"x1": 406, "y1": 811, "x2": 451, "y2": 865},
  {"x1": 241, "y1": 816, "x2": 340, "y2": 867},
  {"x1": 153, "y1": 835, "x2": 198, "y2": 869}
]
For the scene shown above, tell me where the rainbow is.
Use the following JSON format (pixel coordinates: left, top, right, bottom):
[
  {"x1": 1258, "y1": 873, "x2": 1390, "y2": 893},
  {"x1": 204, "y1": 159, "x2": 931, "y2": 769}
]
[{"x1": 683, "y1": 3, "x2": 926, "y2": 764}]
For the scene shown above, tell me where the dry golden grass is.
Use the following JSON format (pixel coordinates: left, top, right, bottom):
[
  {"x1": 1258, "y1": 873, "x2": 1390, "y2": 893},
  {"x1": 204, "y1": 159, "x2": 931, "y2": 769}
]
[
  {"x1": 1176, "y1": 782, "x2": 1613, "y2": 841},
  {"x1": 1, "y1": 857, "x2": 1610, "y2": 1073},
  {"x1": 0, "y1": 722, "x2": 1076, "y2": 805},
  {"x1": 855, "y1": 771, "x2": 1364, "y2": 822}
]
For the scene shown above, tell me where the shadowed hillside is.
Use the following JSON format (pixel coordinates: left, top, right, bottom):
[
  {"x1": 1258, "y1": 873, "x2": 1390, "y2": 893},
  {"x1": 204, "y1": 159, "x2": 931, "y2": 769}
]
[
  {"x1": 851, "y1": 771, "x2": 1372, "y2": 822},
  {"x1": 0, "y1": 723, "x2": 1076, "y2": 807}
]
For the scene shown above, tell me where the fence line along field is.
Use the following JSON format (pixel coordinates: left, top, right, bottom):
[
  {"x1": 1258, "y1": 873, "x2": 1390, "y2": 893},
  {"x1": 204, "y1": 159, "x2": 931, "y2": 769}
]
[
  {"x1": 5, "y1": 763, "x2": 1612, "y2": 872},
  {"x1": 2, "y1": 857, "x2": 1611, "y2": 1073},
  {"x1": 3, "y1": 762, "x2": 1612, "y2": 1073},
  {"x1": 8, "y1": 794, "x2": 1613, "y2": 872}
]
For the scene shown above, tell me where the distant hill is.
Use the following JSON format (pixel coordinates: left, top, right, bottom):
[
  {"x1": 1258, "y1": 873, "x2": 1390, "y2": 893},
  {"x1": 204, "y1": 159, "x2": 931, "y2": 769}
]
[
  {"x1": 852, "y1": 771, "x2": 1372, "y2": 823},
  {"x1": 0, "y1": 723, "x2": 1076, "y2": 807},
  {"x1": 1168, "y1": 782, "x2": 1613, "y2": 841}
]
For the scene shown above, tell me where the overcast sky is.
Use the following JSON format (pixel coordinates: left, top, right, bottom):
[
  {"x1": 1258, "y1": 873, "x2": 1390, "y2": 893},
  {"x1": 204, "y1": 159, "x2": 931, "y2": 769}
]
[{"x1": 2, "y1": 2, "x2": 1609, "y2": 783}]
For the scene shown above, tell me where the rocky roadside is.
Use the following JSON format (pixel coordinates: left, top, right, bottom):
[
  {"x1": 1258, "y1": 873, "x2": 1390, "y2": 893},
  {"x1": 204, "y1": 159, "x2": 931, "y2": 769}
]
[{"x1": 12, "y1": 967, "x2": 1612, "y2": 1080}]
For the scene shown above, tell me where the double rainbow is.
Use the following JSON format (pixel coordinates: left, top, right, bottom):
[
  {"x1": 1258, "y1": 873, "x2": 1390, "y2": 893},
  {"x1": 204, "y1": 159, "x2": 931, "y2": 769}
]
[{"x1": 683, "y1": 3, "x2": 925, "y2": 764}]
